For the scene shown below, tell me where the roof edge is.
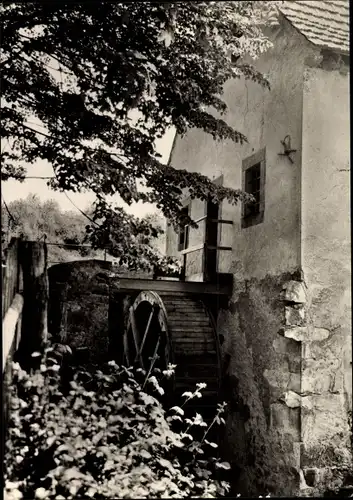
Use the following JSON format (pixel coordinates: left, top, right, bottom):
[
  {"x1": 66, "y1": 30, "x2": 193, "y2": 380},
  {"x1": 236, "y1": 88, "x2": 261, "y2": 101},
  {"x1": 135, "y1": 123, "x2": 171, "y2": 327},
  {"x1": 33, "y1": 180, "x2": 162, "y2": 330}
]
[{"x1": 278, "y1": 4, "x2": 349, "y2": 56}]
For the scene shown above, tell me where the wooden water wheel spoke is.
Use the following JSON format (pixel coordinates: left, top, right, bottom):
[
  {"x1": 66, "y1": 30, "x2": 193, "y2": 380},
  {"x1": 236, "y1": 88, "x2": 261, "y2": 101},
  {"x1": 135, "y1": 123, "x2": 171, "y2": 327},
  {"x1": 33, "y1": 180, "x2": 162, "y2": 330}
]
[
  {"x1": 144, "y1": 334, "x2": 161, "y2": 382},
  {"x1": 134, "y1": 305, "x2": 157, "y2": 365},
  {"x1": 129, "y1": 306, "x2": 143, "y2": 367},
  {"x1": 125, "y1": 291, "x2": 171, "y2": 374}
]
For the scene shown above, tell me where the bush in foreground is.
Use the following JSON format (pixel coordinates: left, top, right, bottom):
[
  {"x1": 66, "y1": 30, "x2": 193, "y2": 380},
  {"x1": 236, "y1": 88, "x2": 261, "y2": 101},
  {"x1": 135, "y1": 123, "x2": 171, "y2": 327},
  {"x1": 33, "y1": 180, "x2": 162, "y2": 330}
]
[{"x1": 4, "y1": 345, "x2": 230, "y2": 499}]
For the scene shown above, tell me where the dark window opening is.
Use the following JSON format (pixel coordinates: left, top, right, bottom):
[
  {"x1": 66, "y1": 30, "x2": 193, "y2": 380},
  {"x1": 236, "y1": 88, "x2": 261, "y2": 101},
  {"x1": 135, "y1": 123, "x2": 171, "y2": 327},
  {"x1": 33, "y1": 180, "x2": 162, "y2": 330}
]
[
  {"x1": 205, "y1": 199, "x2": 219, "y2": 280},
  {"x1": 241, "y1": 148, "x2": 266, "y2": 229},
  {"x1": 244, "y1": 163, "x2": 261, "y2": 217},
  {"x1": 178, "y1": 205, "x2": 190, "y2": 251}
]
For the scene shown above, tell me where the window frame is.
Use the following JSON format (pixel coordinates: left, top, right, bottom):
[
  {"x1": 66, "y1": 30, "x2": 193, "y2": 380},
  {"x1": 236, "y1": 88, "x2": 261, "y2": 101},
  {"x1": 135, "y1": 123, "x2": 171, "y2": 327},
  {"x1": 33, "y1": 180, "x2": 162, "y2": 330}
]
[
  {"x1": 178, "y1": 198, "x2": 191, "y2": 251},
  {"x1": 241, "y1": 148, "x2": 266, "y2": 229}
]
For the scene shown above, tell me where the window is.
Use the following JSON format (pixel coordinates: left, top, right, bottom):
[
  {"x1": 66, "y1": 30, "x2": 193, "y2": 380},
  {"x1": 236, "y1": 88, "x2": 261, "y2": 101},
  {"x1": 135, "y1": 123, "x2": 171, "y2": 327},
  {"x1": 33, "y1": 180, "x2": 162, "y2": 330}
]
[
  {"x1": 178, "y1": 204, "x2": 190, "y2": 251},
  {"x1": 242, "y1": 148, "x2": 266, "y2": 228}
]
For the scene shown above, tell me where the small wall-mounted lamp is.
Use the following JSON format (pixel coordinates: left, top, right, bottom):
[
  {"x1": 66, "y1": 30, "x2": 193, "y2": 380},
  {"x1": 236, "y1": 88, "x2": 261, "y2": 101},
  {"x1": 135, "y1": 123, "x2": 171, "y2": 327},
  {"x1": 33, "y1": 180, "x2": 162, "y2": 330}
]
[{"x1": 278, "y1": 135, "x2": 297, "y2": 163}]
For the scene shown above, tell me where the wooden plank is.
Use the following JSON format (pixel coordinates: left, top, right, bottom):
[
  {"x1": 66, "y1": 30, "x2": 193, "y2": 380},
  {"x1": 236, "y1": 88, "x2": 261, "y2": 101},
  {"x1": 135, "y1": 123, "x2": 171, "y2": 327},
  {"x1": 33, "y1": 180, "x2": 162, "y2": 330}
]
[
  {"x1": 169, "y1": 318, "x2": 210, "y2": 324},
  {"x1": 111, "y1": 276, "x2": 232, "y2": 296}
]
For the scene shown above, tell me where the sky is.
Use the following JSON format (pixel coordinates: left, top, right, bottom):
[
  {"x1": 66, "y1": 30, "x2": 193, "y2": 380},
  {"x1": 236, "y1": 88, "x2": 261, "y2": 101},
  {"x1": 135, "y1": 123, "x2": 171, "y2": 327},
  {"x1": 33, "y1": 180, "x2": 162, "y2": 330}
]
[{"x1": 2, "y1": 127, "x2": 176, "y2": 218}]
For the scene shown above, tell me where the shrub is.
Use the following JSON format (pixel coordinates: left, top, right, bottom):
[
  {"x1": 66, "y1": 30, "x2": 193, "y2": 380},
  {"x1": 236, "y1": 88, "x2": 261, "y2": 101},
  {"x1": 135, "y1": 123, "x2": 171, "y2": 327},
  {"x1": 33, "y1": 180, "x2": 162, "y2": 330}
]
[{"x1": 4, "y1": 344, "x2": 230, "y2": 499}]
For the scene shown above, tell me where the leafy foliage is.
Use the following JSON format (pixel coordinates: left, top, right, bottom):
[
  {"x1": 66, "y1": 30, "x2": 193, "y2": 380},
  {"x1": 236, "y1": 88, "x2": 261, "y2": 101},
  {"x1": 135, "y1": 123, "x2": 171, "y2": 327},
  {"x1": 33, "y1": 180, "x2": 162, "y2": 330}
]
[
  {"x1": 1, "y1": 1, "x2": 278, "y2": 267},
  {"x1": 1, "y1": 196, "x2": 173, "y2": 271},
  {"x1": 5, "y1": 345, "x2": 230, "y2": 499},
  {"x1": 2, "y1": 194, "x2": 86, "y2": 242}
]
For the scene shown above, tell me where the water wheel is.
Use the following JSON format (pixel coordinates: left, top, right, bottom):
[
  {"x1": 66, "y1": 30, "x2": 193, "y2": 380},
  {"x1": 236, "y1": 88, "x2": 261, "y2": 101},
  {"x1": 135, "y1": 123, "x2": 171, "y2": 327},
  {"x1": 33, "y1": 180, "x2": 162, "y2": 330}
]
[
  {"x1": 123, "y1": 291, "x2": 221, "y2": 423},
  {"x1": 124, "y1": 291, "x2": 172, "y2": 374}
]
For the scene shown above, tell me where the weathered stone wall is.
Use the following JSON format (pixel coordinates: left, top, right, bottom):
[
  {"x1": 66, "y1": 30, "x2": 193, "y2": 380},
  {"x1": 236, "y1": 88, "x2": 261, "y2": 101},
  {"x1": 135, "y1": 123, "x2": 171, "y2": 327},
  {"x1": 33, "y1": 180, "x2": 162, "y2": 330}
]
[
  {"x1": 299, "y1": 60, "x2": 351, "y2": 495},
  {"x1": 48, "y1": 260, "x2": 113, "y2": 363},
  {"x1": 218, "y1": 273, "x2": 303, "y2": 496}
]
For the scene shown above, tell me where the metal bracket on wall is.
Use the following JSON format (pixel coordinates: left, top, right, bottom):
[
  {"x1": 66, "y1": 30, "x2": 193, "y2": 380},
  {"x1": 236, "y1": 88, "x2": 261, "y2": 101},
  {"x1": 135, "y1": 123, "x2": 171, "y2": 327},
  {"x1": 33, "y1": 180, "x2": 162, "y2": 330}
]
[{"x1": 278, "y1": 135, "x2": 297, "y2": 164}]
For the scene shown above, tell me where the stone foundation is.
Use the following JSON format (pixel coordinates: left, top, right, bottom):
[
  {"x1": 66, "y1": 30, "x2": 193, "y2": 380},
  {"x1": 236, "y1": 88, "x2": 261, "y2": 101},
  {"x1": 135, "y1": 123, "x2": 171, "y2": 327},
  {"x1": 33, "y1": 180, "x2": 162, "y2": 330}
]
[{"x1": 218, "y1": 274, "x2": 352, "y2": 497}]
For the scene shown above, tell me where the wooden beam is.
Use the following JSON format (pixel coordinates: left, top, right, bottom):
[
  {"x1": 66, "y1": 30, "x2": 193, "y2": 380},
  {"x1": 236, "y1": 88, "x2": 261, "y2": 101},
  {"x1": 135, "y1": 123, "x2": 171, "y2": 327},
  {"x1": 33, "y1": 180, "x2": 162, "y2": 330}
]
[
  {"x1": 210, "y1": 219, "x2": 233, "y2": 225},
  {"x1": 180, "y1": 243, "x2": 205, "y2": 255},
  {"x1": 111, "y1": 275, "x2": 232, "y2": 296},
  {"x1": 192, "y1": 215, "x2": 207, "y2": 225},
  {"x1": 207, "y1": 245, "x2": 232, "y2": 251}
]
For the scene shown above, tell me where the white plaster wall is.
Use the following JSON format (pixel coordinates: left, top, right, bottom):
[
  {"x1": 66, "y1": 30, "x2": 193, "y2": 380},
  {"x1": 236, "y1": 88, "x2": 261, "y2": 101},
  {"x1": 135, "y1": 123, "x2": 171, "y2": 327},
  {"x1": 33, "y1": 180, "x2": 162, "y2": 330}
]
[
  {"x1": 166, "y1": 20, "x2": 313, "y2": 281},
  {"x1": 301, "y1": 65, "x2": 351, "y2": 425}
]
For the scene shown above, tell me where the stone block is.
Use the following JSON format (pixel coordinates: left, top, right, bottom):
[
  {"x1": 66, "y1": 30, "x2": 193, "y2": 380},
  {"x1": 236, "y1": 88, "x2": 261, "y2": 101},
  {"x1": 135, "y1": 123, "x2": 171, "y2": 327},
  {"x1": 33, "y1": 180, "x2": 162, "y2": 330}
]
[
  {"x1": 284, "y1": 326, "x2": 330, "y2": 342},
  {"x1": 301, "y1": 394, "x2": 350, "y2": 453},
  {"x1": 273, "y1": 335, "x2": 301, "y2": 356},
  {"x1": 302, "y1": 334, "x2": 344, "y2": 360},
  {"x1": 271, "y1": 403, "x2": 289, "y2": 428},
  {"x1": 287, "y1": 354, "x2": 301, "y2": 373},
  {"x1": 288, "y1": 373, "x2": 301, "y2": 392},
  {"x1": 302, "y1": 357, "x2": 344, "y2": 394},
  {"x1": 285, "y1": 305, "x2": 306, "y2": 326},
  {"x1": 264, "y1": 367, "x2": 290, "y2": 399},
  {"x1": 281, "y1": 390, "x2": 301, "y2": 408},
  {"x1": 302, "y1": 441, "x2": 352, "y2": 470},
  {"x1": 282, "y1": 281, "x2": 307, "y2": 304},
  {"x1": 270, "y1": 403, "x2": 300, "y2": 440}
]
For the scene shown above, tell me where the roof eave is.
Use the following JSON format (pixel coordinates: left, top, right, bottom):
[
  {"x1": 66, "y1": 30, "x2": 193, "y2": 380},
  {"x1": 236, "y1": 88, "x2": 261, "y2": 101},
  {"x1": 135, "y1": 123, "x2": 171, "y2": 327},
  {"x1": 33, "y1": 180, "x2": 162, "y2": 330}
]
[{"x1": 279, "y1": 10, "x2": 349, "y2": 58}]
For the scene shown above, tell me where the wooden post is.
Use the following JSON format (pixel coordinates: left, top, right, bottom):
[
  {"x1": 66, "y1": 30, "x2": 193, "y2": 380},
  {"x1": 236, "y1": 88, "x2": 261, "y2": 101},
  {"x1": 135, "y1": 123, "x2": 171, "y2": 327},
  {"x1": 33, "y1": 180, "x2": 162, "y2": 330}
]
[{"x1": 17, "y1": 241, "x2": 49, "y2": 371}]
